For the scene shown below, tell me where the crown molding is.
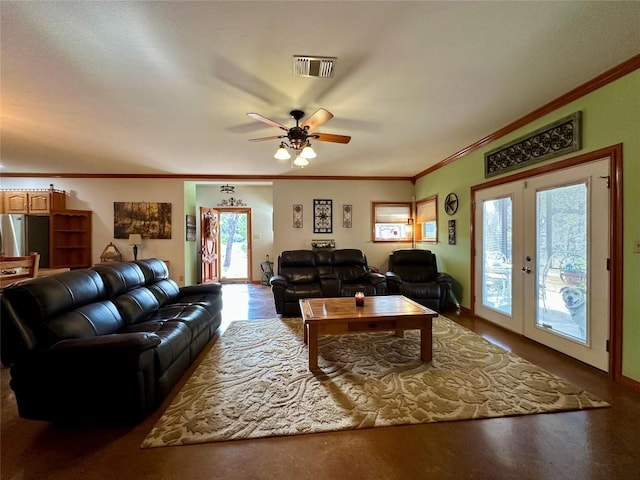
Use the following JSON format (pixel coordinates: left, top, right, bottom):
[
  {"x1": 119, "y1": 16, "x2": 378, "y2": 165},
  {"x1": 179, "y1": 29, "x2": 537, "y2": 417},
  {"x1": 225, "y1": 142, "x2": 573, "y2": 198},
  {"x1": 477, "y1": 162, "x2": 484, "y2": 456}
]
[{"x1": 412, "y1": 53, "x2": 640, "y2": 182}]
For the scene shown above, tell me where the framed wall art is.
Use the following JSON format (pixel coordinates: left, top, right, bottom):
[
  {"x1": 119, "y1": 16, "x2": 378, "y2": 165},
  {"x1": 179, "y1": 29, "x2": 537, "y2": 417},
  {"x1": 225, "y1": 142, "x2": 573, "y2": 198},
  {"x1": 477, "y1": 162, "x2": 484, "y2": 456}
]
[
  {"x1": 293, "y1": 204, "x2": 303, "y2": 228},
  {"x1": 114, "y1": 202, "x2": 172, "y2": 239},
  {"x1": 343, "y1": 204, "x2": 352, "y2": 228},
  {"x1": 313, "y1": 199, "x2": 332, "y2": 234}
]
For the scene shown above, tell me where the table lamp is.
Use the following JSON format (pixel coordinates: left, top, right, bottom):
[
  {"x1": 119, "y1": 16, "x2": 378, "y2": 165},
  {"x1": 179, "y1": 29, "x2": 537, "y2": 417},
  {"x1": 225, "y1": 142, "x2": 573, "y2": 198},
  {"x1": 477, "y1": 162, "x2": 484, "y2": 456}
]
[{"x1": 128, "y1": 234, "x2": 142, "y2": 260}]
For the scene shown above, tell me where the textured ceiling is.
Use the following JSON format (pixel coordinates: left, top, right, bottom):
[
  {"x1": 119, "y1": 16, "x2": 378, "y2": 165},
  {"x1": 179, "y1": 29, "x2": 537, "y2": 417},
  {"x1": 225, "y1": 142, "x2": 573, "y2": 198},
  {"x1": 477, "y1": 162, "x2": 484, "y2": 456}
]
[{"x1": 1, "y1": 1, "x2": 639, "y2": 178}]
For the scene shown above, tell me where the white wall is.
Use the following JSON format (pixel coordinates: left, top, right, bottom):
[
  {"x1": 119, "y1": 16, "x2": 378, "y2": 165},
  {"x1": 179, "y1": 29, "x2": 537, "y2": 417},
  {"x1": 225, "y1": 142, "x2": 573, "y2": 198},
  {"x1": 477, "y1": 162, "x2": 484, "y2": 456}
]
[
  {"x1": 272, "y1": 179, "x2": 414, "y2": 271},
  {"x1": 0, "y1": 177, "x2": 190, "y2": 282},
  {"x1": 1, "y1": 177, "x2": 415, "y2": 282}
]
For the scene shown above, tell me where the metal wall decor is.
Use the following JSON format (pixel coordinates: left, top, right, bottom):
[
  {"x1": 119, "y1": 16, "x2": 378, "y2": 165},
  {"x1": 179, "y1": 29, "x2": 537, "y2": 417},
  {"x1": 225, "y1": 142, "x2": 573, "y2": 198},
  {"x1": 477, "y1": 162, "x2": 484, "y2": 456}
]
[
  {"x1": 311, "y1": 239, "x2": 335, "y2": 250},
  {"x1": 293, "y1": 204, "x2": 303, "y2": 228},
  {"x1": 448, "y1": 220, "x2": 456, "y2": 245},
  {"x1": 217, "y1": 197, "x2": 246, "y2": 206},
  {"x1": 343, "y1": 204, "x2": 352, "y2": 228},
  {"x1": 313, "y1": 199, "x2": 332, "y2": 234},
  {"x1": 484, "y1": 111, "x2": 582, "y2": 178}
]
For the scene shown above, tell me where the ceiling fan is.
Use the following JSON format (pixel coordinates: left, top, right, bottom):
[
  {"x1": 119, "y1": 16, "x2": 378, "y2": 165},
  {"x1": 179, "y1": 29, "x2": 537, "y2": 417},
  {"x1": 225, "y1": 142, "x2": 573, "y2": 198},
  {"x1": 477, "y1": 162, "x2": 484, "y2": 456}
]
[{"x1": 247, "y1": 108, "x2": 351, "y2": 166}]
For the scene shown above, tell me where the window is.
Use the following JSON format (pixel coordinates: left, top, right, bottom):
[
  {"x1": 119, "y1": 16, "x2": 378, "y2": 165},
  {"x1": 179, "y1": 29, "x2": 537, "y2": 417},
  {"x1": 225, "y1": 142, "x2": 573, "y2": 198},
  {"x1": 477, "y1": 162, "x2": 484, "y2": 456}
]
[
  {"x1": 371, "y1": 202, "x2": 412, "y2": 242},
  {"x1": 416, "y1": 195, "x2": 437, "y2": 243}
]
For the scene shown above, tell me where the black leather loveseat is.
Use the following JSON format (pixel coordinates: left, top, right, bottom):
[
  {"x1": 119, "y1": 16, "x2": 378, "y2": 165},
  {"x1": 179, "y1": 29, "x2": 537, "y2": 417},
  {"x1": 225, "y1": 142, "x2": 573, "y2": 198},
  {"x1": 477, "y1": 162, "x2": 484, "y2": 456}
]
[
  {"x1": 0, "y1": 258, "x2": 222, "y2": 425},
  {"x1": 270, "y1": 249, "x2": 386, "y2": 316}
]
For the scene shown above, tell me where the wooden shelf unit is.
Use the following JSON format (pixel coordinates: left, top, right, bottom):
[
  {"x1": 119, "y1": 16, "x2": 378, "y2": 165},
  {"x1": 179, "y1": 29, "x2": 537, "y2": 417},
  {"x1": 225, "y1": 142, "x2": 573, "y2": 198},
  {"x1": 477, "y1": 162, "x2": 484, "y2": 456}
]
[{"x1": 49, "y1": 210, "x2": 92, "y2": 268}]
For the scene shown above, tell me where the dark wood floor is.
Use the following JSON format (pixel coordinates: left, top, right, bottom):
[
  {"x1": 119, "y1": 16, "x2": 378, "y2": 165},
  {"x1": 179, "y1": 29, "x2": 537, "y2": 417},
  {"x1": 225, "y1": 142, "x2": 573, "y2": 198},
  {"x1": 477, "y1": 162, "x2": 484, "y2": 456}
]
[{"x1": 2, "y1": 283, "x2": 639, "y2": 479}]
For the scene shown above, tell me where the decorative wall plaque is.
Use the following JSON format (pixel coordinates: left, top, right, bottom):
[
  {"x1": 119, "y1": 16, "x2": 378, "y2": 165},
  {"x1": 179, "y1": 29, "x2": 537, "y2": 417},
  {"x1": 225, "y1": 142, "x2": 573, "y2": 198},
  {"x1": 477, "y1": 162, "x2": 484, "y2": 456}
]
[
  {"x1": 293, "y1": 204, "x2": 303, "y2": 228},
  {"x1": 484, "y1": 112, "x2": 582, "y2": 178},
  {"x1": 448, "y1": 220, "x2": 456, "y2": 245},
  {"x1": 343, "y1": 204, "x2": 352, "y2": 228},
  {"x1": 313, "y1": 199, "x2": 332, "y2": 234}
]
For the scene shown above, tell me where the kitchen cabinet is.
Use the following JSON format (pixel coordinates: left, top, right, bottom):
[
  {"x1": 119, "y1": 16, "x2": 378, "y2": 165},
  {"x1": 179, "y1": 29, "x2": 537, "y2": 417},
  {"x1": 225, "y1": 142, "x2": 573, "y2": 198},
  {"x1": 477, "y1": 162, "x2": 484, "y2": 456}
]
[{"x1": 1, "y1": 187, "x2": 66, "y2": 214}]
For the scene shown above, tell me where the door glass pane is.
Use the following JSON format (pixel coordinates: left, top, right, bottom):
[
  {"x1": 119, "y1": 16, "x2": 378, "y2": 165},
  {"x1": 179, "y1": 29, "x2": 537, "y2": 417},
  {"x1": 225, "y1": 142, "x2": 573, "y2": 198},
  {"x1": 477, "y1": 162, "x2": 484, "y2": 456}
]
[
  {"x1": 219, "y1": 212, "x2": 248, "y2": 279},
  {"x1": 482, "y1": 197, "x2": 512, "y2": 315},
  {"x1": 536, "y1": 183, "x2": 587, "y2": 343}
]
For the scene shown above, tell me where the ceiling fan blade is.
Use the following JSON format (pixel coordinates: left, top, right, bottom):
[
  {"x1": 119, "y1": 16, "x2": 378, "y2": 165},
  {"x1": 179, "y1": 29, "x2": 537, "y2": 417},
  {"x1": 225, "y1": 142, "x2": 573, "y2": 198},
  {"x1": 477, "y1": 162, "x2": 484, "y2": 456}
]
[
  {"x1": 312, "y1": 132, "x2": 351, "y2": 144},
  {"x1": 248, "y1": 135, "x2": 286, "y2": 142},
  {"x1": 301, "y1": 108, "x2": 334, "y2": 130},
  {"x1": 247, "y1": 113, "x2": 289, "y2": 131}
]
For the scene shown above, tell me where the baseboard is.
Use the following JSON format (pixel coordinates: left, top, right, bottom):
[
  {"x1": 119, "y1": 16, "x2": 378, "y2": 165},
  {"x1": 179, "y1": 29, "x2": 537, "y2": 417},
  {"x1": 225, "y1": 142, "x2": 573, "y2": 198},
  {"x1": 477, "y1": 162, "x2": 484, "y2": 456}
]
[{"x1": 620, "y1": 374, "x2": 640, "y2": 392}]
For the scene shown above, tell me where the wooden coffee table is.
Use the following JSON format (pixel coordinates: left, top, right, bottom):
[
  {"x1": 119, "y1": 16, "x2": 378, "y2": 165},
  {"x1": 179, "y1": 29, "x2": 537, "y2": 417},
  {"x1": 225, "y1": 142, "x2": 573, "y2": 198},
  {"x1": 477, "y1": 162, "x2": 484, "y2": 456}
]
[{"x1": 299, "y1": 295, "x2": 437, "y2": 370}]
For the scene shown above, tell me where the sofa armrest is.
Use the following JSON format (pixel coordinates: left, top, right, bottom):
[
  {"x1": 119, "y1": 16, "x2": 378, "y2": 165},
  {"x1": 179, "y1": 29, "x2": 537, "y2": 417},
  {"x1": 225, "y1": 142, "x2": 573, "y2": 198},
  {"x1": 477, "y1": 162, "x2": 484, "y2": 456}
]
[
  {"x1": 180, "y1": 283, "x2": 222, "y2": 296},
  {"x1": 51, "y1": 332, "x2": 160, "y2": 357},
  {"x1": 11, "y1": 333, "x2": 161, "y2": 424},
  {"x1": 436, "y1": 272, "x2": 453, "y2": 285},
  {"x1": 269, "y1": 274, "x2": 289, "y2": 288},
  {"x1": 368, "y1": 272, "x2": 386, "y2": 285},
  {"x1": 385, "y1": 271, "x2": 402, "y2": 281}
]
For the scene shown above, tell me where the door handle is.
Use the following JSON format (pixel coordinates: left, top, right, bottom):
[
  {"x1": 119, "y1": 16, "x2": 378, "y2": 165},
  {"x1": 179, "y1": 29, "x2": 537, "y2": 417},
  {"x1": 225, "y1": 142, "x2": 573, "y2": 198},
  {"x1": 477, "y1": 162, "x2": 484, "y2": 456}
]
[{"x1": 521, "y1": 267, "x2": 531, "y2": 273}]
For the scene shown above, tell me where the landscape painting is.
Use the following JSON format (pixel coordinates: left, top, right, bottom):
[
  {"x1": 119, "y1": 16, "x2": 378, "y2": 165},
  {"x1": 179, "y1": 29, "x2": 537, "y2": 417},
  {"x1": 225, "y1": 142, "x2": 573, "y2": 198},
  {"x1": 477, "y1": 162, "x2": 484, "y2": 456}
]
[{"x1": 114, "y1": 202, "x2": 172, "y2": 239}]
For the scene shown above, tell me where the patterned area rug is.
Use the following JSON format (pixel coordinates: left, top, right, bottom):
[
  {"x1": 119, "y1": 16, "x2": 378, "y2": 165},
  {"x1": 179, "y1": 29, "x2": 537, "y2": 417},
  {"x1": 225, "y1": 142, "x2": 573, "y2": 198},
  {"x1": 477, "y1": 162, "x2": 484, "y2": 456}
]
[{"x1": 141, "y1": 316, "x2": 608, "y2": 448}]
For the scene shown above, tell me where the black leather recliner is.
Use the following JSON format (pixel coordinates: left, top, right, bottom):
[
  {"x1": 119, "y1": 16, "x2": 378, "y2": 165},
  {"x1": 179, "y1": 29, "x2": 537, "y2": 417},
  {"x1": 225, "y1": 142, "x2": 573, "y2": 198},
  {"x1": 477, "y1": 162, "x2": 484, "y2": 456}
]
[
  {"x1": 270, "y1": 249, "x2": 386, "y2": 316},
  {"x1": 385, "y1": 249, "x2": 453, "y2": 312}
]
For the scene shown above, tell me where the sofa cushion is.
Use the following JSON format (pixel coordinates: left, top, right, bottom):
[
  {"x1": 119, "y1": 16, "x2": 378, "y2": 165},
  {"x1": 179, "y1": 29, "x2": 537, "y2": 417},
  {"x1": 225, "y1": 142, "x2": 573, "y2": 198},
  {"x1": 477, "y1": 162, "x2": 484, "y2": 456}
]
[
  {"x1": 153, "y1": 304, "x2": 211, "y2": 340},
  {"x1": 280, "y1": 250, "x2": 316, "y2": 267},
  {"x1": 111, "y1": 287, "x2": 160, "y2": 325},
  {"x1": 145, "y1": 279, "x2": 181, "y2": 307},
  {"x1": 2, "y1": 270, "x2": 106, "y2": 329},
  {"x1": 399, "y1": 282, "x2": 440, "y2": 299},
  {"x1": 135, "y1": 258, "x2": 170, "y2": 283},
  {"x1": 332, "y1": 249, "x2": 369, "y2": 283},
  {"x1": 36, "y1": 301, "x2": 124, "y2": 346},
  {"x1": 282, "y1": 284, "x2": 324, "y2": 302},
  {"x1": 93, "y1": 263, "x2": 146, "y2": 296}
]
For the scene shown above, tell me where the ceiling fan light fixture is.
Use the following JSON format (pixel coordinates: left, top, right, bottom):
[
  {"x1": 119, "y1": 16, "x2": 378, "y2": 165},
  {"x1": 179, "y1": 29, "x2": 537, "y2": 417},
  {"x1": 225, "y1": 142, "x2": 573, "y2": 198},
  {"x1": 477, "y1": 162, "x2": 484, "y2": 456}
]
[
  {"x1": 300, "y1": 142, "x2": 316, "y2": 159},
  {"x1": 293, "y1": 156, "x2": 309, "y2": 167},
  {"x1": 274, "y1": 143, "x2": 291, "y2": 160},
  {"x1": 220, "y1": 184, "x2": 235, "y2": 194}
]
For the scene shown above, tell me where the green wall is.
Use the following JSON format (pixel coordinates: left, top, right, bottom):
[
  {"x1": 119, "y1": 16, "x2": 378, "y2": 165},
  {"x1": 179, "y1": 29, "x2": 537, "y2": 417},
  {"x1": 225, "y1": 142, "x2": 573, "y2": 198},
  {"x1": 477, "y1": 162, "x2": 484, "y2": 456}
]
[
  {"x1": 414, "y1": 69, "x2": 640, "y2": 382},
  {"x1": 183, "y1": 182, "x2": 197, "y2": 286}
]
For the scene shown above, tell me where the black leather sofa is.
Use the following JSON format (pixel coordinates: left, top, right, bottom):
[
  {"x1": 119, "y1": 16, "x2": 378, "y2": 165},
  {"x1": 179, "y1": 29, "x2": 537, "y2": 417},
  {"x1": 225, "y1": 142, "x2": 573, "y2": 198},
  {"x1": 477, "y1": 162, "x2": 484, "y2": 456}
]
[
  {"x1": 270, "y1": 249, "x2": 387, "y2": 316},
  {"x1": 385, "y1": 249, "x2": 453, "y2": 312},
  {"x1": 0, "y1": 258, "x2": 222, "y2": 425}
]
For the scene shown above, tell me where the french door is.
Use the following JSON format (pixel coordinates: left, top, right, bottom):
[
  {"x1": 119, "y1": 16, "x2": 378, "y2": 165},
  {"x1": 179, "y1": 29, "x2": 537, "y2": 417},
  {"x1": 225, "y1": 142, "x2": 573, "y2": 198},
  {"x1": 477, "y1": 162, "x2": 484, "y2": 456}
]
[{"x1": 474, "y1": 159, "x2": 610, "y2": 371}]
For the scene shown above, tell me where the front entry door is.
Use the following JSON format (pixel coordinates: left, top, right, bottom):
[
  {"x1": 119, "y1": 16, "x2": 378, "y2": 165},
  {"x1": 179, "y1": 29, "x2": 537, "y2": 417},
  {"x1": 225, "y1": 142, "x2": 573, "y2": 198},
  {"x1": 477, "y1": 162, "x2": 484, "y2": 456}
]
[{"x1": 200, "y1": 207, "x2": 219, "y2": 283}]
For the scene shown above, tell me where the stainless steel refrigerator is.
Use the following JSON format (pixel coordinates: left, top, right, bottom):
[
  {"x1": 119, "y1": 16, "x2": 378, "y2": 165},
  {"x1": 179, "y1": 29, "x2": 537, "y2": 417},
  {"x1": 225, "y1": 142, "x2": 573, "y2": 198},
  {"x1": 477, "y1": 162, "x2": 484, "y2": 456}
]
[{"x1": 0, "y1": 214, "x2": 50, "y2": 267}]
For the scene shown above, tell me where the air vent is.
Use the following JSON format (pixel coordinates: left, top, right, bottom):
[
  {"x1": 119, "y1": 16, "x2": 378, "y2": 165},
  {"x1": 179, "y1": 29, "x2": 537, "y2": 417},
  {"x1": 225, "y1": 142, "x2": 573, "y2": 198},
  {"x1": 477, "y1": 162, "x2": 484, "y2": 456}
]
[{"x1": 293, "y1": 56, "x2": 336, "y2": 78}]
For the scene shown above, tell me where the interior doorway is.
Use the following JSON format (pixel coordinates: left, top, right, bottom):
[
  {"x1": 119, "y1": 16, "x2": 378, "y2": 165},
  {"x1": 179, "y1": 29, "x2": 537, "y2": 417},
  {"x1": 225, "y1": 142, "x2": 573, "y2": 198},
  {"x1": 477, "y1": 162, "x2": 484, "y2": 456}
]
[{"x1": 218, "y1": 208, "x2": 251, "y2": 282}]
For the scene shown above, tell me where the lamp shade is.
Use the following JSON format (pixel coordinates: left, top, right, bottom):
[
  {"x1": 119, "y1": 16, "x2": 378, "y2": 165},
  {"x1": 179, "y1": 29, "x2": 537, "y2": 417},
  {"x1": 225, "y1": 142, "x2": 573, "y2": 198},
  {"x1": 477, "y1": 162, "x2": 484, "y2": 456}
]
[
  {"x1": 300, "y1": 143, "x2": 316, "y2": 159},
  {"x1": 274, "y1": 144, "x2": 291, "y2": 160},
  {"x1": 293, "y1": 156, "x2": 309, "y2": 167},
  {"x1": 128, "y1": 234, "x2": 143, "y2": 245}
]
